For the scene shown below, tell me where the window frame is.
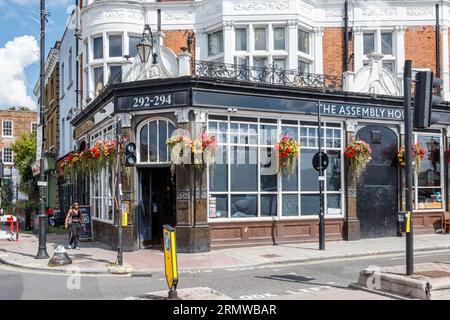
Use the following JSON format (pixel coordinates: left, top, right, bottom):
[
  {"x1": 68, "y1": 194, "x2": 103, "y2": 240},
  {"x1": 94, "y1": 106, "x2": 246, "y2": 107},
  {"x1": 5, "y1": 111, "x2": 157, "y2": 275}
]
[
  {"x1": 254, "y1": 26, "x2": 267, "y2": 51},
  {"x1": 273, "y1": 26, "x2": 286, "y2": 51},
  {"x1": 92, "y1": 35, "x2": 104, "y2": 60},
  {"x1": 298, "y1": 28, "x2": 311, "y2": 55},
  {"x1": 362, "y1": 29, "x2": 396, "y2": 73},
  {"x1": 413, "y1": 132, "x2": 445, "y2": 212},
  {"x1": 235, "y1": 27, "x2": 248, "y2": 52},
  {"x1": 90, "y1": 124, "x2": 115, "y2": 223},
  {"x1": 2, "y1": 147, "x2": 13, "y2": 164},
  {"x1": 108, "y1": 34, "x2": 123, "y2": 58},
  {"x1": 207, "y1": 29, "x2": 224, "y2": 57},
  {"x1": 2, "y1": 120, "x2": 13, "y2": 138},
  {"x1": 137, "y1": 118, "x2": 177, "y2": 165}
]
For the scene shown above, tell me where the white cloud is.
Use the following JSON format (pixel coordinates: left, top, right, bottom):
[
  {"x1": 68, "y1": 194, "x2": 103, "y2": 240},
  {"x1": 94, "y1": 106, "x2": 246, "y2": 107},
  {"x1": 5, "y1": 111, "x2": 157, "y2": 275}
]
[{"x1": 0, "y1": 35, "x2": 39, "y2": 110}]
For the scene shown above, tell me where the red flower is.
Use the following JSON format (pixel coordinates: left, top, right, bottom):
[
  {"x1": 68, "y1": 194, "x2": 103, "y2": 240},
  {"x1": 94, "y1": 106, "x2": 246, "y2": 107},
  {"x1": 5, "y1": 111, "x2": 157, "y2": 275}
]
[{"x1": 281, "y1": 152, "x2": 287, "y2": 158}]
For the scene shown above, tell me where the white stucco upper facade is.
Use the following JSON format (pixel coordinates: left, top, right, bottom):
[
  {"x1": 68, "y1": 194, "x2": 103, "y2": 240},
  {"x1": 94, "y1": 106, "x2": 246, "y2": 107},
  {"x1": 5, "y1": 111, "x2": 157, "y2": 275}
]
[{"x1": 77, "y1": 0, "x2": 450, "y2": 103}]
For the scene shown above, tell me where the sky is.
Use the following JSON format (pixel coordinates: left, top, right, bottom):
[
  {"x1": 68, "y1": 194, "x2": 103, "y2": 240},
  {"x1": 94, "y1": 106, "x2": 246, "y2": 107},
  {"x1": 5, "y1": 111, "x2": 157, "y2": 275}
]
[{"x1": 0, "y1": 0, "x2": 73, "y2": 110}]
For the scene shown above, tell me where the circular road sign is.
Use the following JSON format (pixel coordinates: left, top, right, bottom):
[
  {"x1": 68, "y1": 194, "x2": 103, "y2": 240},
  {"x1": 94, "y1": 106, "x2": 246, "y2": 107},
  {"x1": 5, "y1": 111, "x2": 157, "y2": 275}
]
[{"x1": 312, "y1": 152, "x2": 329, "y2": 172}]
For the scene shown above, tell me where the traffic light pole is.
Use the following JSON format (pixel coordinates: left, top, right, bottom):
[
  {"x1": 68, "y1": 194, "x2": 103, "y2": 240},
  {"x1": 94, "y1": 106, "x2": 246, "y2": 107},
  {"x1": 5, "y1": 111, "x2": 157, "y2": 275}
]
[
  {"x1": 404, "y1": 60, "x2": 414, "y2": 275},
  {"x1": 318, "y1": 102, "x2": 325, "y2": 250},
  {"x1": 36, "y1": 0, "x2": 49, "y2": 260},
  {"x1": 115, "y1": 117, "x2": 123, "y2": 266}
]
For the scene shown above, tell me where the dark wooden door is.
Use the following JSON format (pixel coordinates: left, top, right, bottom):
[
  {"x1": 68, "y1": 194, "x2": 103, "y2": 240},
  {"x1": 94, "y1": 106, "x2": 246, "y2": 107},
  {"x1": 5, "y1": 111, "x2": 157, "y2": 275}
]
[
  {"x1": 138, "y1": 169, "x2": 152, "y2": 248},
  {"x1": 356, "y1": 125, "x2": 398, "y2": 238},
  {"x1": 150, "y1": 168, "x2": 176, "y2": 245}
]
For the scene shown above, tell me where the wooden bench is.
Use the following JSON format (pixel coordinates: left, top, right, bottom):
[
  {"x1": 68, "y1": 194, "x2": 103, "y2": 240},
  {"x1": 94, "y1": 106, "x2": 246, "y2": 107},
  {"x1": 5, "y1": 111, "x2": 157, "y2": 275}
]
[{"x1": 443, "y1": 212, "x2": 450, "y2": 234}]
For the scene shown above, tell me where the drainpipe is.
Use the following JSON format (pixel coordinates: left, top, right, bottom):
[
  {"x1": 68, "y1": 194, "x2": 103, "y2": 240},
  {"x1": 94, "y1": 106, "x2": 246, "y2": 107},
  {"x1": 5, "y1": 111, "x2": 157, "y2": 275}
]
[
  {"x1": 436, "y1": 3, "x2": 442, "y2": 96},
  {"x1": 75, "y1": 0, "x2": 80, "y2": 110},
  {"x1": 343, "y1": 0, "x2": 349, "y2": 72}
]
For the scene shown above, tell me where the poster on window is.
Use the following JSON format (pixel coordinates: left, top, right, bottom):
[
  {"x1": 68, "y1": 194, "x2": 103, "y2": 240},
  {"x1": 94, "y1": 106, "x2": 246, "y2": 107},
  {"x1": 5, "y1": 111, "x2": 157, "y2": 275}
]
[{"x1": 209, "y1": 197, "x2": 217, "y2": 218}]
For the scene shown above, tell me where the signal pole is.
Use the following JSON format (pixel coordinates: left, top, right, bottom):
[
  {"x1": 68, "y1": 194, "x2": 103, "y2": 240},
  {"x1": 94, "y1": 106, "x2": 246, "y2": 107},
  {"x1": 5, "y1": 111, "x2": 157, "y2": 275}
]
[{"x1": 403, "y1": 60, "x2": 414, "y2": 275}]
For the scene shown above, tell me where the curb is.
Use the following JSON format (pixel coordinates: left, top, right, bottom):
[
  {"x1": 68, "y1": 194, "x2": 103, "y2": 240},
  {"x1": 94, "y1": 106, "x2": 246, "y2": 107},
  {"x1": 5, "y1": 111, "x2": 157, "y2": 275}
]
[
  {"x1": 1, "y1": 244, "x2": 450, "y2": 276},
  {"x1": 250, "y1": 245, "x2": 450, "y2": 268},
  {"x1": 0, "y1": 255, "x2": 154, "y2": 276},
  {"x1": 348, "y1": 283, "x2": 412, "y2": 300}
]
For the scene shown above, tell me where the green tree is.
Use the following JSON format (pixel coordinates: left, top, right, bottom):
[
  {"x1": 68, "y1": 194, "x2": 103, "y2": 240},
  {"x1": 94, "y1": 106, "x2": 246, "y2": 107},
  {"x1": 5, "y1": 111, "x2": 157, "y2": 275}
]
[
  {"x1": 10, "y1": 132, "x2": 39, "y2": 201},
  {"x1": 1, "y1": 178, "x2": 13, "y2": 213}
]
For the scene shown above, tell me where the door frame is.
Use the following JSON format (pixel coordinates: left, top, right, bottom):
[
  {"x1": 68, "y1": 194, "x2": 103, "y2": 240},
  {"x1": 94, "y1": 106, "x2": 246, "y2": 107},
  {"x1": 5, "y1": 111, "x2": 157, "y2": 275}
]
[
  {"x1": 137, "y1": 165, "x2": 175, "y2": 249},
  {"x1": 355, "y1": 123, "x2": 401, "y2": 213}
]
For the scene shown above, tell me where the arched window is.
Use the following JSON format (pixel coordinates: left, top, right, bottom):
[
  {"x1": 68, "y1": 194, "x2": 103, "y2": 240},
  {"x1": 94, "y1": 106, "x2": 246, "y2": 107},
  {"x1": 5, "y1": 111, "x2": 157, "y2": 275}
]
[{"x1": 138, "y1": 119, "x2": 176, "y2": 164}]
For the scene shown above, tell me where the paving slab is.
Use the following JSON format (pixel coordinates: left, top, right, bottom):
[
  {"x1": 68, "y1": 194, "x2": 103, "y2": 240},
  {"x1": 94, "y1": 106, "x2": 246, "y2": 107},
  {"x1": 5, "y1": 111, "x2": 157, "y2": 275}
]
[{"x1": 125, "y1": 287, "x2": 232, "y2": 300}]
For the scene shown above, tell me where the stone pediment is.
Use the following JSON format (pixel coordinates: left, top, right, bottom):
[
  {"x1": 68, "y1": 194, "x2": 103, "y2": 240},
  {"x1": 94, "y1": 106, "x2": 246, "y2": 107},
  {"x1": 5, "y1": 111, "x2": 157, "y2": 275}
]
[{"x1": 344, "y1": 53, "x2": 401, "y2": 96}]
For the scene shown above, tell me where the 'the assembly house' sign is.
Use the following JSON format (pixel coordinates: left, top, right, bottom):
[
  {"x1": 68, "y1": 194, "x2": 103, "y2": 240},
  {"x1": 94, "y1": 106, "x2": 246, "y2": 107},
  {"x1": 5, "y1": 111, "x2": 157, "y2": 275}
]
[{"x1": 320, "y1": 102, "x2": 404, "y2": 121}]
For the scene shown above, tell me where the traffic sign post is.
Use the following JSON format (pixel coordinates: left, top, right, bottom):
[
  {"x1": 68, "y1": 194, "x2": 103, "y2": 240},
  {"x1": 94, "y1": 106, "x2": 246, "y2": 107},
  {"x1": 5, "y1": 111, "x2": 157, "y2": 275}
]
[
  {"x1": 316, "y1": 102, "x2": 328, "y2": 250},
  {"x1": 163, "y1": 225, "x2": 179, "y2": 299}
]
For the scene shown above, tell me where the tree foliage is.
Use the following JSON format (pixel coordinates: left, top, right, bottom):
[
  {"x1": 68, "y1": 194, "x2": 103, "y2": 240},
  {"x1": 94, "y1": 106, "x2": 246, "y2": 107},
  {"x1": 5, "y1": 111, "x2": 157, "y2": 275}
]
[
  {"x1": 1, "y1": 179, "x2": 13, "y2": 213},
  {"x1": 10, "y1": 132, "x2": 38, "y2": 201}
]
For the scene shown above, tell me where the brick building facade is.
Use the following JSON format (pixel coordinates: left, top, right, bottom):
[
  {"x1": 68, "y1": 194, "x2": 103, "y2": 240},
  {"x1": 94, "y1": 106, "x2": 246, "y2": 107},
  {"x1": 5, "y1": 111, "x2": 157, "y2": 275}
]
[{"x1": 0, "y1": 109, "x2": 38, "y2": 203}]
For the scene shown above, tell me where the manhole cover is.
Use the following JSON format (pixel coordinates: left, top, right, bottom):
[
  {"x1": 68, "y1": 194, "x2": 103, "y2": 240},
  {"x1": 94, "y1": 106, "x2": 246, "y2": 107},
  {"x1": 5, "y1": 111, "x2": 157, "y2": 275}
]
[
  {"x1": 261, "y1": 254, "x2": 281, "y2": 258},
  {"x1": 415, "y1": 270, "x2": 450, "y2": 278}
]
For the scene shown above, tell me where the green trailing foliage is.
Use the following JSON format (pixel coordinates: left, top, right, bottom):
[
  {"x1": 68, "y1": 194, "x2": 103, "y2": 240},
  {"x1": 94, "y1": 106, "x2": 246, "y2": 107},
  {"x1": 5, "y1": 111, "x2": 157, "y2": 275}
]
[{"x1": 10, "y1": 132, "x2": 39, "y2": 201}]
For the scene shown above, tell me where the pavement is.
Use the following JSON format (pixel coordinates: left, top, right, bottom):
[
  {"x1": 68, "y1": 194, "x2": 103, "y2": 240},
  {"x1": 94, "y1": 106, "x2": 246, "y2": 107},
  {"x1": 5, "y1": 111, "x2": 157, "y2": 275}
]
[
  {"x1": 355, "y1": 261, "x2": 450, "y2": 300},
  {"x1": 1, "y1": 225, "x2": 450, "y2": 276}
]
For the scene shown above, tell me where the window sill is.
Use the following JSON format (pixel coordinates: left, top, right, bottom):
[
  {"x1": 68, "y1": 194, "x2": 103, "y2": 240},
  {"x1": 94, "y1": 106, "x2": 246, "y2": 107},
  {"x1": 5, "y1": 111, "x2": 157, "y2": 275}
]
[
  {"x1": 92, "y1": 217, "x2": 114, "y2": 225},
  {"x1": 2, "y1": 135, "x2": 13, "y2": 139}
]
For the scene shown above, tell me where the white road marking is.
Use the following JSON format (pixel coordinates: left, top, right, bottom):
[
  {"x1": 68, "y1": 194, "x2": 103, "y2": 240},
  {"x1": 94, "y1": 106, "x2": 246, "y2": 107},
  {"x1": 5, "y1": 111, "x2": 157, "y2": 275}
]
[{"x1": 239, "y1": 285, "x2": 336, "y2": 300}]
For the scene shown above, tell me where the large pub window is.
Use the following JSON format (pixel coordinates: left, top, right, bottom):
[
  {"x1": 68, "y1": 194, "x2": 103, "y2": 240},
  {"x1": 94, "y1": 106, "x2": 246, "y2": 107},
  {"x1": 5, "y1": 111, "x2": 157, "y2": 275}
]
[
  {"x1": 138, "y1": 119, "x2": 176, "y2": 164},
  {"x1": 90, "y1": 125, "x2": 115, "y2": 222},
  {"x1": 207, "y1": 116, "x2": 344, "y2": 220},
  {"x1": 414, "y1": 133, "x2": 444, "y2": 211}
]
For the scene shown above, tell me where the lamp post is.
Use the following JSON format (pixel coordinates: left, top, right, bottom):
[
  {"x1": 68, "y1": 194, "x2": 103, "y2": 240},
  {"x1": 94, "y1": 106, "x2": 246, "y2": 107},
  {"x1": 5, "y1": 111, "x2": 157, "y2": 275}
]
[
  {"x1": 36, "y1": 0, "x2": 49, "y2": 259},
  {"x1": 115, "y1": 116, "x2": 123, "y2": 266},
  {"x1": 137, "y1": 24, "x2": 158, "y2": 64}
]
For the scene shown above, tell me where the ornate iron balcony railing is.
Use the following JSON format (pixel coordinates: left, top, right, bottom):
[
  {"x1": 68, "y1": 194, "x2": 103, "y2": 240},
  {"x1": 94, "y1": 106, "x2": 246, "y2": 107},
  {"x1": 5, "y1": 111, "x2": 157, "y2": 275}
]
[{"x1": 192, "y1": 60, "x2": 344, "y2": 91}]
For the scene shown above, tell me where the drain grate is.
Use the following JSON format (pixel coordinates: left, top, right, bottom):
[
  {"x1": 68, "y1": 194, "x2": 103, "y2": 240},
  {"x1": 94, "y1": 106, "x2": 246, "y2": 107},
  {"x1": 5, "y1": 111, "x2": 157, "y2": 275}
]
[
  {"x1": 261, "y1": 254, "x2": 282, "y2": 258},
  {"x1": 415, "y1": 270, "x2": 450, "y2": 278}
]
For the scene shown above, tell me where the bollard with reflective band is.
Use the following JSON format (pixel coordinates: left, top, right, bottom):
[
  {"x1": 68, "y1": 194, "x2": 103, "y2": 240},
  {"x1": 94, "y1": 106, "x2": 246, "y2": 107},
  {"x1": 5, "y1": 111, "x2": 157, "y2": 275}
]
[
  {"x1": 406, "y1": 211, "x2": 411, "y2": 233},
  {"x1": 163, "y1": 225, "x2": 178, "y2": 299}
]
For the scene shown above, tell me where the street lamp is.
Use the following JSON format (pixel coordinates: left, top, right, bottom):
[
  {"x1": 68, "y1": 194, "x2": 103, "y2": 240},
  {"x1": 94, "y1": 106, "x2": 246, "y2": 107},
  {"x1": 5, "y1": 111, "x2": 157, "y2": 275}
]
[
  {"x1": 36, "y1": 0, "x2": 49, "y2": 259},
  {"x1": 137, "y1": 24, "x2": 158, "y2": 64}
]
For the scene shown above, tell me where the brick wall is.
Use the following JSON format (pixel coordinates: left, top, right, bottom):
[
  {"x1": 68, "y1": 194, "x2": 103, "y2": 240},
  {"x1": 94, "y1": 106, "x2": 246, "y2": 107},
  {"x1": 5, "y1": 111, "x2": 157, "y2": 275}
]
[
  {"x1": 322, "y1": 27, "x2": 354, "y2": 76},
  {"x1": 163, "y1": 30, "x2": 195, "y2": 60},
  {"x1": 405, "y1": 26, "x2": 440, "y2": 74},
  {"x1": 0, "y1": 110, "x2": 38, "y2": 155}
]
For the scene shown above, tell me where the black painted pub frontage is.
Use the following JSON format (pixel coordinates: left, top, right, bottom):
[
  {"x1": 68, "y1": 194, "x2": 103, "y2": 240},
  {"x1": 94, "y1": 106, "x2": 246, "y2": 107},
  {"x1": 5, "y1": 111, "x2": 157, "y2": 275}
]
[{"x1": 71, "y1": 76, "x2": 450, "y2": 252}]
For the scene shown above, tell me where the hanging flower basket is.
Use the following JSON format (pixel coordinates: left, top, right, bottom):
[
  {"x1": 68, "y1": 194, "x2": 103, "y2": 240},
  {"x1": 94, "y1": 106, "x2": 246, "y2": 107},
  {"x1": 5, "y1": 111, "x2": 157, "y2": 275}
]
[
  {"x1": 275, "y1": 135, "x2": 300, "y2": 177},
  {"x1": 56, "y1": 140, "x2": 119, "y2": 180},
  {"x1": 344, "y1": 138, "x2": 372, "y2": 183},
  {"x1": 166, "y1": 133, "x2": 217, "y2": 181},
  {"x1": 398, "y1": 143, "x2": 425, "y2": 175}
]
